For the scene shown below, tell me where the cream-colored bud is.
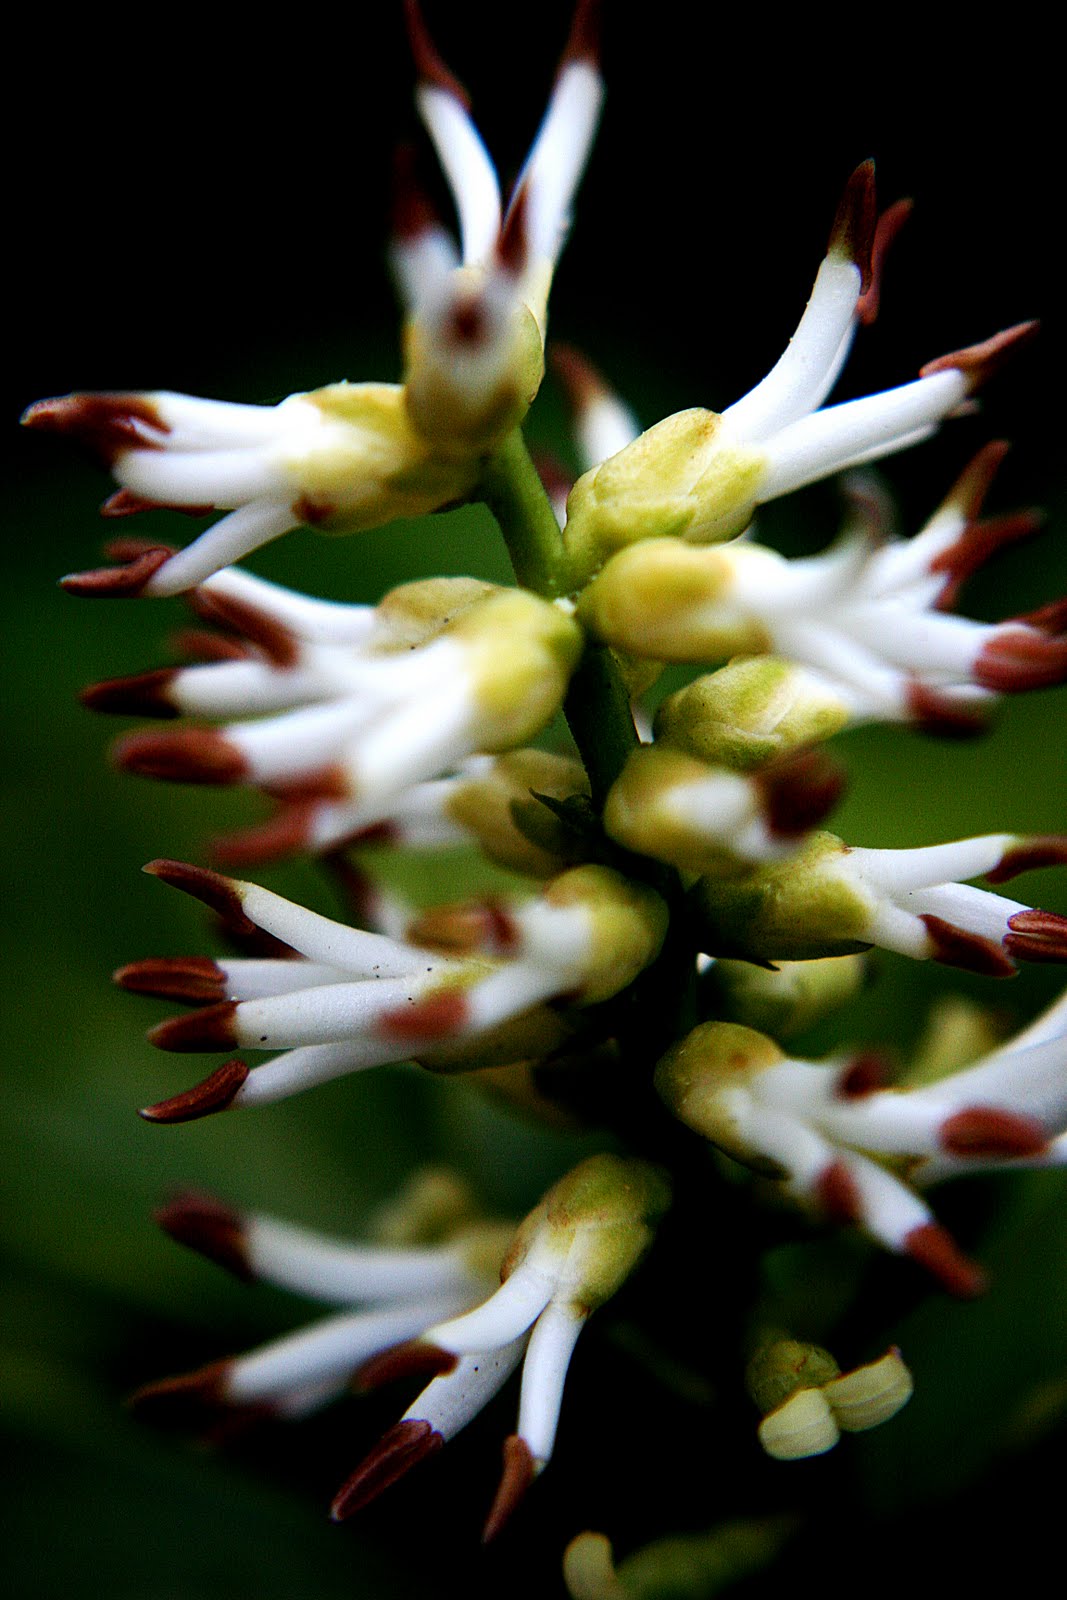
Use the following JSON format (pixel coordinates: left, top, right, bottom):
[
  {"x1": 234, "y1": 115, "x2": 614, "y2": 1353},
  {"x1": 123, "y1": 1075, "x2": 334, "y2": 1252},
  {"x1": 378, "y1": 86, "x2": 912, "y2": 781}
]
[
  {"x1": 445, "y1": 749, "x2": 590, "y2": 877},
  {"x1": 690, "y1": 832, "x2": 874, "y2": 963},
  {"x1": 900, "y1": 996, "x2": 1006, "y2": 1090},
  {"x1": 823, "y1": 1348, "x2": 913, "y2": 1431},
  {"x1": 563, "y1": 1533, "x2": 629, "y2": 1600},
  {"x1": 368, "y1": 1166, "x2": 481, "y2": 1247},
  {"x1": 374, "y1": 576, "x2": 499, "y2": 648},
  {"x1": 654, "y1": 658, "x2": 851, "y2": 773},
  {"x1": 654, "y1": 1022, "x2": 785, "y2": 1169},
  {"x1": 544, "y1": 866, "x2": 669, "y2": 1004},
  {"x1": 451, "y1": 590, "x2": 584, "y2": 749},
  {"x1": 562, "y1": 409, "x2": 767, "y2": 585},
  {"x1": 603, "y1": 746, "x2": 760, "y2": 875},
  {"x1": 402, "y1": 290, "x2": 546, "y2": 452},
  {"x1": 758, "y1": 1387, "x2": 840, "y2": 1459},
  {"x1": 577, "y1": 539, "x2": 768, "y2": 663},
  {"x1": 294, "y1": 382, "x2": 482, "y2": 531},
  {"x1": 706, "y1": 955, "x2": 867, "y2": 1040}
]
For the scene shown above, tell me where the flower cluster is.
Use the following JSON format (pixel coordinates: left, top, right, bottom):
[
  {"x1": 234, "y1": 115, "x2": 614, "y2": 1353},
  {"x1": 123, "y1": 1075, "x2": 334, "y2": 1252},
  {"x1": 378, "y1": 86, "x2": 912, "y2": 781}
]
[{"x1": 28, "y1": 0, "x2": 1067, "y2": 1580}]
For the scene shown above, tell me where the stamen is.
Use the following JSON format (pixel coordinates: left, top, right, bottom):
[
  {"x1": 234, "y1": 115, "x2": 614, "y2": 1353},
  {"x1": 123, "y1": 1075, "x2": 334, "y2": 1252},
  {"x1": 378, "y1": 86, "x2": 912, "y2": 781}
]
[
  {"x1": 903, "y1": 1222, "x2": 987, "y2": 1298},
  {"x1": 155, "y1": 1190, "x2": 251, "y2": 1279},
  {"x1": 115, "y1": 956, "x2": 226, "y2": 1004},
  {"x1": 22, "y1": 392, "x2": 169, "y2": 462},
  {"x1": 330, "y1": 1418, "x2": 444, "y2": 1521},
  {"x1": 114, "y1": 727, "x2": 248, "y2": 784},
  {"x1": 60, "y1": 545, "x2": 175, "y2": 598},
  {"x1": 81, "y1": 670, "x2": 181, "y2": 719},
  {"x1": 139, "y1": 1058, "x2": 249, "y2": 1122},
  {"x1": 939, "y1": 1107, "x2": 1049, "y2": 1159},
  {"x1": 482, "y1": 1434, "x2": 536, "y2": 1544}
]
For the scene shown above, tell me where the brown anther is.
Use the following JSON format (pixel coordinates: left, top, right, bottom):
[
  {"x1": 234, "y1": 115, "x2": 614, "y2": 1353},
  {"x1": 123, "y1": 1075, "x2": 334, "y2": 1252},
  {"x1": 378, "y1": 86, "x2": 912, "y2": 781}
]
[
  {"x1": 188, "y1": 587, "x2": 299, "y2": 668},
  {"x1": 321, "y1": 850, "x2": 391, "y2": 930},
  {"x1": 406, "y1": 900, "x2": 520, "y2": 957},
  {"x1": 933, "y1": 510, "x2": 1045, "y2": 612},
  {"x1": 81, "y1": 669, "x2": 180, "y2": 719},
  {"x1": 330, "y1": 1419, "x2": 444, "y2": 1522},
  {"x1": 355, "y1": 1340, "x2": 458, "y2": 1392},
  {"x1": 148, "y1": 1002, "x2": 241, "y2": 1053},
  {"x1": 550, "y1": 343, "x2": 608, "y2": 409},
  {"x1": 60, "y1": 545, "x2": 175, "y2": 598},
  {"x1": 497, "y1": 182, "x2": 530, "y2": 277},
  {"x1": 403, "y1": 0, "x2": 470, "y2": 105},
  {"x1": 114, "y1": 727, "x2": 248, "y2": 785},
  {"x1": 391, "y1": 141, "x2": 441, "y2": 242},
  {"x1": 837, "y1": 1051, "x2": 889, "y2": 1099},
  {"x1": 139, "y1": 1058, "x2": 250, "y2": 1123},
  {"x1": 128, "y1": 1360, "x2": 229, "y2": 1422},
  {"x1": 905, "y1": 682, "x2": 989, "y2": 739},
  {"x1": 211, "y1": 804, "x2": 319, "y2": 869},
  {"x1": 1014, "y1": 598, "x2": 1067, "y2": 635},
  {"x1": 755, "y1": 747, "x2": 846, "y2": 838},
  {"x1": 974, "y1": 627, "x2": 1067, "y2": 694},
  {"x1": 1004, "y1": 910, "x2": 1067, "y2": 964},
  {"x1": 21, "y1": 392, "x2": 169, "y2": 463},
  {"x1": 143, "y1": 858, "x2": 260, "y2": 939},
  {"x1": 828, "y1": 160, "x2": 877, "y2": 289},
  {"x1": 939, "y1": 1107, "x2": 1049, "y2": 1160},
  {"x1": 482, "y1": 1434, "x2": 537, "y2": 1544},
  {"x1": 171, "y1": 628, "x2": 252, "y2": 664},
  {"x1": 561, "y1": 0, "x2": 602, "y2": 66},
  {"x1": 814, "y1": 1159, "x2": 863, "y2": 1224},
  {"x1": 260, "y1": 766, "x2": 351, "y2": 802},
  {"x1": 101, "y1": 489, "x2": 213, "y2": 518},
  {"x1": 154, "y1": 1189, "x2": 252, "y2": 1280},
  {"x1": 856, "y1": 198, "x2": 912, "y2": 325},
  {"x1": 114, "y1": 956, "x2": 226, "y2": 1004},
  {"x1": 919, "y1": 321, "x2": 1039, "y2": 391},
  {"x1": 985, "y1": 836, "x2": 1067, "y2": 885},
  {"x1": 377, "y1": 989, "x2": 470, "y2": 1044},
  {"x1": 904, "y1": 1222, "x2": 987, "y2": 1298},
  {"x1": 940, "y1": 440, "x2": 1011, "y2": 521},
  {"x1": 921, "y1": 914, "x2": 1017, "y2": 977}
]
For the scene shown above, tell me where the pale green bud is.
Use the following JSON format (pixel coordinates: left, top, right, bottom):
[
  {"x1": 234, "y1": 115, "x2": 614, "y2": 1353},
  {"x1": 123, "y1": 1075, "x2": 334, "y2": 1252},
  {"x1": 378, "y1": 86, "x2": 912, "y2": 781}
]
[
  {"x1": 900, "y1": 995, "x2": 1007, "y2": 1090},
  {"x1": 402, "y1": 291, "x2": 546, "y2": 452},
  {"x1": 655, "y1": 1022, "x2": 787, "y2": 1171},
  {"x1": 543, "y1": 865, "x2": 670, "y2": 1004},
  {"x1": 654, "y1": 657, "x2": 851, "y2": 773},
  {"x1": 374, "y1": 576, "x2": 499, "y2": 647},
  {"x1": 706, "y1": 954, "x2": 867, "y2": 1039},
  {"x1": 746, "y1": 1336, "x2": 841, "y2": 1415},
  {"x1": 444, "y1": 749, "x2": 590, "y2": 877},
  {"x1": 576, "y1": 539, "x2": 768, "y2": 662},
  {"x1": 562, "y1": 409, "x2": 767, "y2": 586},
  {"x1": 690, "y1": 832, "x2": 874, "y2": 963},
  {"x1": 603, "y1": 745, "x2": 765, "y2": 876},
  {"x1": 449, "y1": 590, "x2": 584, "y2": 749}
]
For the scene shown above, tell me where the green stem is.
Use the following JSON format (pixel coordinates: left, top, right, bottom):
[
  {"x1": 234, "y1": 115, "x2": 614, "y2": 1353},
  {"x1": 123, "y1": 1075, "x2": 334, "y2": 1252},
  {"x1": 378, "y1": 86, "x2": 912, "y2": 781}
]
[{"x1": 481, "y1": 429, "x2": 640, "y2": 802}]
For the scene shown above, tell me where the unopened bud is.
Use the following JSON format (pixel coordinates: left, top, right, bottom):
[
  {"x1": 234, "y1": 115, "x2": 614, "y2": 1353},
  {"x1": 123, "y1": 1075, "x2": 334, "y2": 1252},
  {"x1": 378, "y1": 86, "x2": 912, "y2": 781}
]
[
  {"x1": 706, "y1": 954, "x2": 866, "y2": 1039},
  {"x1": 654, "y1": 658, "x2": 851, "y2": 773},
  {"x1": 655, "y1": 1022, "x2": 786, "y2": 1170},
  {"x1": 542, "y1": 865, "x2": 669, "y2": 1004},
  {"x1": 445, "y1": 749, "x2": 590, "y2": 876}
]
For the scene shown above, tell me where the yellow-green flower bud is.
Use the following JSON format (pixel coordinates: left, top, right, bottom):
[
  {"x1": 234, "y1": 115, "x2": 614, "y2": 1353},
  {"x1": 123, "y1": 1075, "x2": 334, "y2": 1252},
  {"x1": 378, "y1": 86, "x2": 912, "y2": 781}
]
[
  {"x1": 374, "y1": 575, "x2": 499, "y2": 647},
  {"x1": 655, "y1": 1022, "x2": 787, "y2": 1171},
  {"x1": 654, "y1": 658, "x2": 851, "y2": 773},
  {"x1": 706, "y1": 955, "x2": 867, "y2": 1039},
  {"x1": 746, "y1": 1336, "x2": 841, "y2": 1415},
  {"x1": 542, "y1": 865, "x2": 669, "y2": 1005},
  {"x1": 449, "y1": 590, "x2": 584, "y2": 750},
  {"x1": 444, "y1": 749, "x2": 591, "y2": 877},
  {"x1": 604, "y1": 746, "x2": 777, "y2": 876},
  {"x1": 402, "y1": 290, "x2": 546, "y2": 452}
]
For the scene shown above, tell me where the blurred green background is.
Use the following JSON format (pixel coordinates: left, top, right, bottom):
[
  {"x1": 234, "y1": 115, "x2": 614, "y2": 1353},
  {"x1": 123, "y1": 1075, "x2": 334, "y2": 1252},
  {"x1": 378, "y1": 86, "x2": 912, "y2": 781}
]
[{"x1": 6, "y1": 4, "x2": 1066, "y2": 1596}]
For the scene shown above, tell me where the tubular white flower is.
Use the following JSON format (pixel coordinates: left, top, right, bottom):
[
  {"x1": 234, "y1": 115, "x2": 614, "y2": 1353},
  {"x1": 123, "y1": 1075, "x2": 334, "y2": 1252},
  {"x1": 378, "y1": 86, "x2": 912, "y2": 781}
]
[
  {"x1": 690, "y1": 828, "x2": 1067, "y2": 972},
  {"x1": 331, "y1": 1154, "x2": 670, "y2": 1535},
  {"x1": 562, "y1": 160, "x2": 1036, "y2": 580},
  {"x1": 578, "y1": 444, "x2": 1064, "y2": 727},
  {"x1": 126, "y1": 860, "x2": 666, "y2": 1119},
  {"x1": 83, "y1": 577, "x2": 582, "y2": 839},
  {"x1": 134, "y1": 1180, "x2": 513, "y2": 1425}
]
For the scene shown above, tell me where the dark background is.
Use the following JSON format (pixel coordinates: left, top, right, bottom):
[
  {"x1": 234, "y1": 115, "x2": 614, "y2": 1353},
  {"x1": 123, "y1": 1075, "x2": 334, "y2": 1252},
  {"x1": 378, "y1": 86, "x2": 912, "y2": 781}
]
[{"x1": 6, "y1": 5, "x2": 1067, "y2": 1598}]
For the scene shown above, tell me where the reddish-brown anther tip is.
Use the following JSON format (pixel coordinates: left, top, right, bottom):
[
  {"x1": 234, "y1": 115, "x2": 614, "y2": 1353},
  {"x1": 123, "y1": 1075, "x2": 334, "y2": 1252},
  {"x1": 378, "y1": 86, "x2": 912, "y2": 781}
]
[
  {"x1": 115, "y1": 956, "x2": 226, "y2": 1004},
  {"x1": 828, "y1": 160, "x2": 877, "y2": 288},
  {"x1": 921, "y1": 914, "x2": 1017, "y2": 977},
  {"x1": 211, "y1": 804, "x2": 318, "y2": 869},
  {"x1": 1004, "y1": 910, "x2": 1067, "y2": 964},
  {"x1": 155, "y1": 1188, "x2": 252, "y2": 1279},
  {"x1": 172, "y1": 627, "x2": 251, "y2": 664},
  {"x1": 188, "y1": 587, "x2": 298, "y2": 669},
  {"x1": 355, "y1": 1340, "x2": 458, "y2": 1392},
  {"x1": 974, "y1": 626, "x2": 1067, "y2": 694},
  {"x1": 114, "y1": 727, "x2": 248, "y2": 785},
  {"x1": 561, "y1": 0, "x2": 602, "y2": 66},
  {"x1": 550, "y1": 342, "x2": 608, "y2": 409},
  {"x1": 756, "y1": 748, "x2": 846, "y2": 838},
  {"x1": 140, "y1": 1058, "x2": 249, "y2": 1123},
  {"x1": 378, "y1": 989, "x2": 470, "y2": 1044},
  {"x1": 904, "y1": 1223, "x2": 987, "y2": 1298},
  {"x1": 837, "y1": 1051, "x2": 890, "y2": 1099},
  {"x1": 1015, "y1": 597, "x2": 1067, "y2": 636},
  {"x1": 940, "y1": 1107, "x2": 1049, "y2": 1160},
  {"x1": 391, "y1": 142, "x2": 440, "y2": 242},
  {"x1": 129, "y1": 1360, "x2": 230, "y2": 1423},
  {"x1": 919, "y1": 321, "x2": 1039, "y2": 390},
  {"x1": 814, "y1": 1159, "x2": 863, "y2": 1224},
  {"x1": 403, "y1": 0, "x2": 470, "y2": 104},
  {"x1": 331, "y1": 1419, "x2": 444, "y2": 1521},
  {"x1": 497, "y1": 182, "x2": 530, "y2": 276},
  {"x1": 21, "y1": 392, "x2": 168, "y2": 463},
  {"x1": 81, "y1": 668, "x2": 180, "y2": 719},
  {"x1": 985, "y1": 836, "x2": 1067, "y2": 885},
  {"x1": 856, "y1": 198, "x2": 912, "y2": 325},
  {"x1": 943, "y1": 440, "x2": 1012, "y2": 520},
  {"x1": 905, "y1": 682, "x2": 990, "y2": 740},
  {"x1": 932, "y1": 510, "x2": 1045, "y2": 613},
  {"x1": 142, "y1": 858, "x2": 258, "y2": 936},
  {"x1": 148, "y1": 1002, "x2": 241, "y2": 1054},
  {"x1": 482, "y1": 1434, "x2": 537, "y2": 1544},
  {"x1": 101, "y1": 489, "x2": 214, "y2": 519},
  {"x1": 60, "y1": 545, "x2": 175, "y2": 598}
]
